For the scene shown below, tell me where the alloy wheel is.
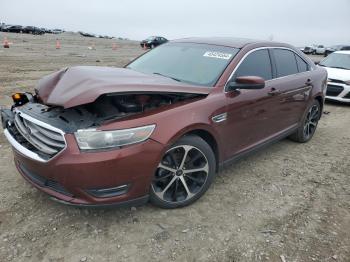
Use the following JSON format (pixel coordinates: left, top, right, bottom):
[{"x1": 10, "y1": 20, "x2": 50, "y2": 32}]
[
  {"x1": 303, "y1": 104, "x2": 319, "y2": 139},
  {"x1": 152, "y1": 145, "x2": 209, "y2": 203}
]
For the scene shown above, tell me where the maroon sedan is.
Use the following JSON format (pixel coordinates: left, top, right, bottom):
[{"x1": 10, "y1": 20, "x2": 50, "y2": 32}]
[{"x1": 1, "y1": 37, "x2": 327, "y2": 208}]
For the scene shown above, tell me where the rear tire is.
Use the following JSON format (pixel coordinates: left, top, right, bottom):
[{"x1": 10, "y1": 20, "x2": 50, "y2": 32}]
[
  {"x1": 150, "y1": 135, "x2": 216, "y2": 209},
  {"x1": 289, "y1": 100, "x2": 321, "y2": 143}
]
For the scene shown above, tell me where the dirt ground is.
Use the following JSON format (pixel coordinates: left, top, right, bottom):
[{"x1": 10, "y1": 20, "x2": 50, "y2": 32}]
[{"x1": 0, "y1": 32, "x2": 349, "y2": 262}]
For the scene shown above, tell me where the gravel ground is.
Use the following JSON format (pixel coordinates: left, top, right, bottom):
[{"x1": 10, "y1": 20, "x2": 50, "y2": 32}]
[{"x1": 0, "y1": 32, "x2": 349, "y2": 262}]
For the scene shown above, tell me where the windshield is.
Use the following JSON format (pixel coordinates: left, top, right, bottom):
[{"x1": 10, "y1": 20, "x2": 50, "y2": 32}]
[
  {"x1": 319, "y1": 53, "x2": 350, "y2": 70},
  {"x1": 146, "y1": 36, "x2": 156, "y2": 41},
  {"x1": 127, "y1": 42, "x2": 239, "y2": 86}
]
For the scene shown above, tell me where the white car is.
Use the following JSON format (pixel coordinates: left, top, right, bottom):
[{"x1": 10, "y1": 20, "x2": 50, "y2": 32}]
[
  {"x1": 319, "y1": 51, "x2": 350, "y2": 103},
  {"x1": 315, "y1": 45, "x2": 326, "y2": 55}
]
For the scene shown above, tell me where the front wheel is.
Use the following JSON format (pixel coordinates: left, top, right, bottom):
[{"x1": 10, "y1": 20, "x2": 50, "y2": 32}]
[
  {"x1": 150, "y1": 135, "x2": 216, "y2": 208},
  {"x1": 289, "y1": 100, "x2": 321, "y2": 143}
]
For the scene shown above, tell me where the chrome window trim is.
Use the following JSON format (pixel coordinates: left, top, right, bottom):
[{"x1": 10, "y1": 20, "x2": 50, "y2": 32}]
[
  {"x1": 6, "y1": 109, "x2": 67, "y2": 163},
  {"x1": 224, "y1": 46, "x2": 314, "y2": 91}
]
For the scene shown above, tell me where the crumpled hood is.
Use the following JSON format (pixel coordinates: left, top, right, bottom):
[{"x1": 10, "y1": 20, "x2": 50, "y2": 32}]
[
  {"x1": 35, "y1": 66, "x2": 211, "y2": 108},
  {"x1": 325, "y1": 67, "x2": 350, "y2": 82}
]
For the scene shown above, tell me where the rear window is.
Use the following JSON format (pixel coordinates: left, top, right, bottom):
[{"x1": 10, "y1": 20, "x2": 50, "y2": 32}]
[
  {"x1": 273, "y1": 49, "x2": 299, "y2": 77},
  {"x1": 295, "y1": 55, "x2": 309, "y2": 72}
]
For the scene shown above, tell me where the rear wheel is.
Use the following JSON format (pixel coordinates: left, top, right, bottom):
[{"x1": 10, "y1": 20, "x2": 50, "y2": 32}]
[
  {"x1": 289, "y1": 100, "x2": 321, "y2": 143},
  {"x1": 150, "y1": 135, "x2": 216, "y2": 208}
]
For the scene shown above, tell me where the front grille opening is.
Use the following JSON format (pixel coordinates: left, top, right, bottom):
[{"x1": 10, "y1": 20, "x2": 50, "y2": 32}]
[
  {"x1": 326, "y1": 85, "x2": 344, "y2": 97},
  {"x1": 12, "y1": 112, "x2": 66, "y2": 160},
  {"x1": 19, "y1": 164, "x2": 73, "y2": 197}
]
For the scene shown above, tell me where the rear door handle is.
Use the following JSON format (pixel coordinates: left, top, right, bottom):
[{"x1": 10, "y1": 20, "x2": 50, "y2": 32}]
[
  {"x1": 268, "y1": 88, "x2": 281, "y2": 96},
  {"x1": 305, "y1": 78, "x2": 313, "y2": 85}
]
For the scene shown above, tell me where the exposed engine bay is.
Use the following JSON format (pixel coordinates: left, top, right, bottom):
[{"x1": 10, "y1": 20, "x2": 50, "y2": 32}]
[
  {"x1": 88, "y1": 93, "x2": 199, "y2": 122},
  {"x1": 2, "y1": 92, "x2": 205, "y2": 133}
]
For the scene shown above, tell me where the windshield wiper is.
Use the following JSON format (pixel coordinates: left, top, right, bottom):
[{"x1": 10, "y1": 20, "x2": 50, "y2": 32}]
[{"x1": 153, "y1": 72, "x2": 182, "y2": 82}]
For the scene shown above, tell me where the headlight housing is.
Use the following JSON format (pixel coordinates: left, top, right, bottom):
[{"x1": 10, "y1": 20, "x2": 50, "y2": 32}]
[{"x1": 74, "y1": 125, "x2": 155, "y2": 150}]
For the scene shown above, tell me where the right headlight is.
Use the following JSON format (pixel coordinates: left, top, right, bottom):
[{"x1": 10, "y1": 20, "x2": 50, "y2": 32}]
[{"x1": 74, "y1": 124, "x2": 156, "y2": 150}]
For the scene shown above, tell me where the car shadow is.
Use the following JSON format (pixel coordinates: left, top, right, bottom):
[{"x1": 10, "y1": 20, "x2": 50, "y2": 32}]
[{"x1": 325, "y1": 100, "x2": 350, "y2": 107}]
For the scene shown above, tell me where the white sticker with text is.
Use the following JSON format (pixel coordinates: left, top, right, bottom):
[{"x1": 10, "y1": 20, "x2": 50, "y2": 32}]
[{"x1": 203, "y1": 51, "x2": 232, "y2": 60}]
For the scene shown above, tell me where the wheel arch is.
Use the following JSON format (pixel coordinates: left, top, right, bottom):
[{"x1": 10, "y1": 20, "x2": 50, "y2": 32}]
[
  {"x1": 165, "y1": 125, "x2": 221, "y2": 173},
  {"x1": 315, "y1": 95, "x2": 324, "y2": 119}
]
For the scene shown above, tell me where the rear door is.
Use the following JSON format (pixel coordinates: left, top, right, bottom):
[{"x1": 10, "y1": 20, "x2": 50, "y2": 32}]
[{"x1": 268, "y1": 48, "x2": 312, "y2": 131}]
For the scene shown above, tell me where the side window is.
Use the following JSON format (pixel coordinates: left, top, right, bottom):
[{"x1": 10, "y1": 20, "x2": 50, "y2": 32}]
[
  {"x1": 234, "y1": 49, "x2": 272, "y2": 80},
  {"x1": 273, "y1": 49, "x2": 298, "y2": 77},
  {"x1": 295, "y1": 54, "x2": 309, "y2": 72}
]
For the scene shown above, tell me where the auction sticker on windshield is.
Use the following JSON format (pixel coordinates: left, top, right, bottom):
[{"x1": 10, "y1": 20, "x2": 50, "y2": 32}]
[{"x1": 203, "y1": 51, "x2": 232, "y2": 60}]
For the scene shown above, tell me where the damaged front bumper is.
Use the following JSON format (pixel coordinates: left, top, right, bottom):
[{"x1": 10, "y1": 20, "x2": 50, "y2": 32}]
[{"x1": 1, "y1": 107, "x2": 163, "y2": 207}]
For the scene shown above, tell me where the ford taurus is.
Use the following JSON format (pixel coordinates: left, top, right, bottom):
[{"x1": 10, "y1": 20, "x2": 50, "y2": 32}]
[{"x1": 1, "y1": 37, "x2": 327, "y2": 208}]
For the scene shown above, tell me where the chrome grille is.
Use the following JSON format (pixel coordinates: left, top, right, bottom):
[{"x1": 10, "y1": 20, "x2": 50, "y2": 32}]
[{"x1": 14, "y1": 111, "x2": 66, "y2": 157}]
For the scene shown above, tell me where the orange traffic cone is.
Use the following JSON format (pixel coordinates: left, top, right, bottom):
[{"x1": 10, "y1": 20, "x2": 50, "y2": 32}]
[
  {"x1": 112, "y1": 43, "x2": 117, "y2": 50},
  {"x1": 143, "y1": 43, "x2": 147, "y2": 50},
  {"x1": 3, "y1": 37, "x2": 10, "y2": 48},
  {"x1": 56, "y1": 40, "x2": 61, "y2": 49}
]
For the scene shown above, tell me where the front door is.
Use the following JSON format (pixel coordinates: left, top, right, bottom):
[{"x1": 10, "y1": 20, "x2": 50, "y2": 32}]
[{"x1": 222, "y1": 49, "x2": 279, "y2": 158}]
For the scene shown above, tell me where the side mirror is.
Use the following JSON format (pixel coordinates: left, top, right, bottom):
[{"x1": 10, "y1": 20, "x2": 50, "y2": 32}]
[{"x1": 227, "y1": 76, "x2": 265, "y2": 91}]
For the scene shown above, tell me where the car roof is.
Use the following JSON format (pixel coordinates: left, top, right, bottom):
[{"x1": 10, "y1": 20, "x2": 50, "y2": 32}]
[
  {"x1": 171, "y1": 37, "x2": 287, "y2": 48},
  {"x1": 334, "y1": 50, "x2": 350, "y2": 54}
]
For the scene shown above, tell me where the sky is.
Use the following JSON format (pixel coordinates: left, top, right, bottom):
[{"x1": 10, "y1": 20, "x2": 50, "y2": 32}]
[{"x1": 1, "y1": 0, "x2": 350, "y2": 46}]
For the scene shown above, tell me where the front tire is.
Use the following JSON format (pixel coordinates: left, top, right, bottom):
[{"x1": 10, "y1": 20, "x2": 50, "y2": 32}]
[
  {"x1": 150, "y1": 135, "x2": 216, "y2": 208},
  {"x1": 289, "y1": 100, "x2": 321, "y2": 143}
]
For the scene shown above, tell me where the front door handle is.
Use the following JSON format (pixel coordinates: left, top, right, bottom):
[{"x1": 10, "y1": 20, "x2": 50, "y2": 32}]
[{"x1": 268, "y1": 88, "x2": 281, "y2": 96}]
